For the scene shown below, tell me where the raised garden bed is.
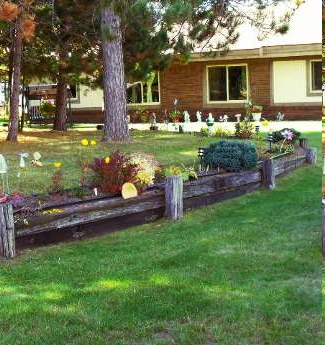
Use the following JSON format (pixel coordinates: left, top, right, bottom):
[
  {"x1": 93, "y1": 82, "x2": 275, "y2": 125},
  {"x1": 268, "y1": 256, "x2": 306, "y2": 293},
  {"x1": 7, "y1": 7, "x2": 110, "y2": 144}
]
[{"x1": 0, "y1": 144, "x2": 317, "y2": 257}]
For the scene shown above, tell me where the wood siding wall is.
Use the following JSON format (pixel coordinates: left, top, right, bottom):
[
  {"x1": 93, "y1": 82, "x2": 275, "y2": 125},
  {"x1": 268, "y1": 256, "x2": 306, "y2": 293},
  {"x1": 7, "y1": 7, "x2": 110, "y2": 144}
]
[{"x1": 71, "y1": 56, "x2": 321, "y2": 123}]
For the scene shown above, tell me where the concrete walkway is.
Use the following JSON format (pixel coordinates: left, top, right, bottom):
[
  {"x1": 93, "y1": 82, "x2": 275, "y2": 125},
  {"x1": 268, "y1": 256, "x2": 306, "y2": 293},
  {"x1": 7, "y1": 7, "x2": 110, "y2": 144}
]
[{"x1": 129, "y1": 121, "x2": 321, "y2": 133}]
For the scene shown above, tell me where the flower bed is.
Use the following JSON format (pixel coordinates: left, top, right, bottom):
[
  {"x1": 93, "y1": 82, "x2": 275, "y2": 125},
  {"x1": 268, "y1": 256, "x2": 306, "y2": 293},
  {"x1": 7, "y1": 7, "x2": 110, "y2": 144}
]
[{"x1": 12, "y1": 145, "x2": 311, "y2": 251}]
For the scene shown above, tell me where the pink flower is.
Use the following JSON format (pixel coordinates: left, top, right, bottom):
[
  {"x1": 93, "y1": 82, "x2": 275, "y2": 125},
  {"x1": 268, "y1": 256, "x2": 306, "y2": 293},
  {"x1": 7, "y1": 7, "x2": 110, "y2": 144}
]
[{"x1": 281, "y1": 130, "x2": 294, "y2": 141}]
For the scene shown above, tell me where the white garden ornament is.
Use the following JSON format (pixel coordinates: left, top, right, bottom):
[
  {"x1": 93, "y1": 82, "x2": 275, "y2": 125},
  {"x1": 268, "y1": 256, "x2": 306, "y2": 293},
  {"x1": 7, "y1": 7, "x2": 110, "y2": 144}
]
[{"x1": 19, "y1": 152, "x2": 29, "y2": 168}]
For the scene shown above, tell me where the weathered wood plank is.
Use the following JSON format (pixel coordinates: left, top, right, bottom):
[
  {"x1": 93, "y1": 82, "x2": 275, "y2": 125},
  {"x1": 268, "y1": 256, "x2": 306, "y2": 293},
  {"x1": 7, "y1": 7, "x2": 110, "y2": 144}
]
[
  {"x1": 184, "y1": 182, "x2": 261, "y2": 210},
  {"x1": 306, "y1": 148, "x2": 317, "y2": 166},
  {"x1": 15, "y1": 189, "x2": 165, "y2": 228},
  {"x1": 0, "y1": 203, "x2": 15, "y2": 259},
  {"x1": 16, "y1": 197, "x2": 166, "y2": 237},
  {"x1": 16, "y1": 207, "x2": 165, "y2": 249},
  {"x1": 274, "y1": 156, "x2": 306, "y2": 176},
  {"x1": 262, "y1": 159, "x2": 275, "y2": 190},
  {"x1": 165, "y1": 176, "x2": 183, "y2": 220},
  {"x1": 299, "y1": 137, "x2": 308, "y2": 149}
]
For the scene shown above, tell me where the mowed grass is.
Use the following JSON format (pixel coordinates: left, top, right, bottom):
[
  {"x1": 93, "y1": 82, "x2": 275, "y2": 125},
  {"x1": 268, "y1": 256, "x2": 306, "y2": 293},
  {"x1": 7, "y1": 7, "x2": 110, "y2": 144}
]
[
  {"x1": 0, "y1": 128, "x2": 222, "y2": 195},
  {"x1": 0, "y1": 131, "x2": 321, "y2": 344}
]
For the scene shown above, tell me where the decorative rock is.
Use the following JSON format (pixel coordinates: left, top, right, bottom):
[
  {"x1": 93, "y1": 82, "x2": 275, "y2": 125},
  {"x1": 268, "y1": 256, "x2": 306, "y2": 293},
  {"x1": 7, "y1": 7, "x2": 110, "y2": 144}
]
[{"x1": 121, "y1": 183, "x2": 138, "y2": 199}]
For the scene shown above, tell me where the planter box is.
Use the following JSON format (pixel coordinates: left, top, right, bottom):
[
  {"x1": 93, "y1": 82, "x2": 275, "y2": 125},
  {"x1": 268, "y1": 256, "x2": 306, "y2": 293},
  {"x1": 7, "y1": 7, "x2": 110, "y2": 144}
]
[
  {"x1": 15, "y1": 170, "x2": 262, "y2": 249},
  {"x1": 12, "y1": 149, "x2": 309, "y2": 251}
]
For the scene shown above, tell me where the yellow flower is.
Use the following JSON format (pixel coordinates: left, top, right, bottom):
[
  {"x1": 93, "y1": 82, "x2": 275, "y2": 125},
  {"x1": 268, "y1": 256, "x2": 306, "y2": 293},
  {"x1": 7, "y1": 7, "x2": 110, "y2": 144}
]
[
  {"x1": 81, "y1": 139, "x2": 89, "y2": 146},
  {"x1": 137, "y1": 170, "x2": 153, "y2": 186},
  {"x1": 90, "y1": 140, "x2": 97, "y2": 146},
  {"x1": 42, "y1": 208, "x2": 63, "y2": 215},
  {"x1": 53, "y1": 162, "x2": 62, "y2": 168},
  {"x1": 261, "y1": 120, "x2": 269, "y2": 126},
  {"x1": 104, "y1": 156, "x2": 110, "y2": 164}
]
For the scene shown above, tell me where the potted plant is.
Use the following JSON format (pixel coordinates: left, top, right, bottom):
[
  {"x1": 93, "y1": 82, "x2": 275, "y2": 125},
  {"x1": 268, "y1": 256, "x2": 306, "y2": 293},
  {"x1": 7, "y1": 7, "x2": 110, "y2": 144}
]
[
  {"x1": 251, "y1": 105, "x2": 263, "y2": 121},
  {"x1": 169, "y1": 109, "x2": 182, "y2": 123}
]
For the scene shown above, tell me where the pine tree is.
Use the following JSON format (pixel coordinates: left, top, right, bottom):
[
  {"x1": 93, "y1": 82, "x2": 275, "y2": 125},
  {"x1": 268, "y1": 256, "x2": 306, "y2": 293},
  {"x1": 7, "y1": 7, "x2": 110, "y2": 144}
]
[
  {"x1": 99, "y1": 0, "x2": 299, "y2": 141},
  {"x1": 0, "y1": 0, "x2": 36, "y2": 142}
]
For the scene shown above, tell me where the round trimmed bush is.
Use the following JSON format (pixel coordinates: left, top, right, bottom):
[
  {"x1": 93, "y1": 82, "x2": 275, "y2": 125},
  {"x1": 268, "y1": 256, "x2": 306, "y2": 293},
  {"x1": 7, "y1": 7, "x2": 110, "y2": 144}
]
[{"x1": 203, "y1": 140, "x2": 258, "y2": 172}]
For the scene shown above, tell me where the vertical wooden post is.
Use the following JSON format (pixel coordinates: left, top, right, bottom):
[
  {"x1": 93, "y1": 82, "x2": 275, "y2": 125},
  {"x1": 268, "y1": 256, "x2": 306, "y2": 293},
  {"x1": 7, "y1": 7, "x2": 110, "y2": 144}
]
[
  {"x1": 306, "y1": 148, "x2": 317, "y2": 166},
  {"x1": 262, "y1": 158, "x2": 275, "y2": 190},
  {"x1": 299, "y1": 137, "x2": 308, "y2": 149},
  {"x1": 0, "y1": 203, "x2": 15, "y2": 259},
  {"x1": 165, "y1": 176, "x2": 183, "y2": 220},
  {"x1": 323, "y1": 200, "x2": 325, "y2": 259}
]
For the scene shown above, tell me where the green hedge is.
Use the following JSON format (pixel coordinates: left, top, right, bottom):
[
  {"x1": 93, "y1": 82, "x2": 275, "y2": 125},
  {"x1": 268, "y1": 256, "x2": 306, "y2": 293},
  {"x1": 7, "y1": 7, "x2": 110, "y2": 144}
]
[{"x1": 203, "y1": 140, "x2": 258, "y2": 172}]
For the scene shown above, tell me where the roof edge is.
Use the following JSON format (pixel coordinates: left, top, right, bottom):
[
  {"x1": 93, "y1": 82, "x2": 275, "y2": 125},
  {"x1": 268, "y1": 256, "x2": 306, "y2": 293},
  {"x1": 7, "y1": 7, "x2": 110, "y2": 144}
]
[{"x1": 190, "y1": 43, "x2": 321, "y2": 61}]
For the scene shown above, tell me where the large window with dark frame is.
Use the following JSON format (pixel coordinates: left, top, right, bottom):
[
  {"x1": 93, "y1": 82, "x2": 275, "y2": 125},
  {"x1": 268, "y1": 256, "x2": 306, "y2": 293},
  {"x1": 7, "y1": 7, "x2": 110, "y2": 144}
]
[
  {"x1": 207, "y1": 65, "x2": 248, "y2": 102},
  {"x1": 310, "y1": 60, "x2": 322, "y2": 92},
  {"x1": 126, "y1": 72, "x2": 160, "y2": 105}
]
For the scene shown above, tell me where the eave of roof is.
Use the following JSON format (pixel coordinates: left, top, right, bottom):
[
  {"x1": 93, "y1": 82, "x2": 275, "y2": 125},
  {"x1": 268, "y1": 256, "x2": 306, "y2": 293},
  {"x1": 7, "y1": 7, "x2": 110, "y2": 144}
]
[{"x1": 189, "y1": 43, "x2": 321, "y2": 62}]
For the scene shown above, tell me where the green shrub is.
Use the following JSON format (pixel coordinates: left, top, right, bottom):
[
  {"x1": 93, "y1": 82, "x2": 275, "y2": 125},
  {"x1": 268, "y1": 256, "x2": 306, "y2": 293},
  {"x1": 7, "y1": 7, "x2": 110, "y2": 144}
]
[
  {"x1": 200, "y1": 127, "x2": 209, "y2": 136},
  {"x1": 214, "y1": 127, "x2": 233, "y2": 138},
  {"x1": 203, "y1": 140, "x2": 258, "y2": 172},
  {"x1": 235, "y1": 121, "x2": 254, "y2": 139},
  {"x1": 164, "y1": 165, "x2": 198, "y2": 182},
  {"x1": 271, "y1": 128, "x2": 301, "y2": 143},
  {"x1": 40, "y1": 101, "x2": 55, "y2": 118}
]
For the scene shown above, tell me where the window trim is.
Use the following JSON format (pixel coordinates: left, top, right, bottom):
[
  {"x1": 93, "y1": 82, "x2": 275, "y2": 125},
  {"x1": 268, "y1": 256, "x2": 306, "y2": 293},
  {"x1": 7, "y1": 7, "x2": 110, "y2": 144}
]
[
  {"x1": 69, "y1": 84, "x2": 81, "y2": 104},
  {"x1": 126, "y1": 72, "x2": 161, "y2": 106},
  {"x1": 206, "y1": 63, "x2": 249, "y2": 104},
  {"x1": 306, "y1": 60, "x2": 322, "y2": 96}
]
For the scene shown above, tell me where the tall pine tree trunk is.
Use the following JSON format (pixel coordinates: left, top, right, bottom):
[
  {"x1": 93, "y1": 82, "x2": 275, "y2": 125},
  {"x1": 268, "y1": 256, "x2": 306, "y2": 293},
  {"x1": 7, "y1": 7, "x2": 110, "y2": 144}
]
[
  {"x1": 7, "y1": 17, "x2": 22, "y2": 142},
  {"x1": 53, "y1": 74, "x2": 68, "y2": 131},
  {"x1": 53, "y1": 43, "x2": 69, "y2": 131},
  {"x1": 101, "y1": 6, "x2": 129, "y2": 141}
]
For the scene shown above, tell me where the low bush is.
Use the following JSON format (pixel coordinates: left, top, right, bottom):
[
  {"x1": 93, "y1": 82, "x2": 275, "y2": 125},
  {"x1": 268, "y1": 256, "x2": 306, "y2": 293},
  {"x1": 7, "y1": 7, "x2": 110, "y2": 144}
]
[
  {"x1": 200, "y1": 127, "x2": 233, "y2": 138},
  {"x1": 129, "y1": 153, "x2": 161, "y2": 190},
  {"x1": 90, "y1": 151, "x2": 140, "y2": 194},
  {"x1": 203, "y1": 140, "x2": 258, "y2": 172},
  {"x1": 164, "y1": 165, "x2": 198, "y2": 182},
  {"x1": 200, "y1": 127, "x2": 209, "y2": 136},
  {"x1": 89, "y1": 151, "x2": 162, "y2": 194},
  {"x1": 235, "y1": 121, "x2": 255, "y2": 139},
  {"x1": 214, "y1": 127, "x2": 233, "y2": 138}
]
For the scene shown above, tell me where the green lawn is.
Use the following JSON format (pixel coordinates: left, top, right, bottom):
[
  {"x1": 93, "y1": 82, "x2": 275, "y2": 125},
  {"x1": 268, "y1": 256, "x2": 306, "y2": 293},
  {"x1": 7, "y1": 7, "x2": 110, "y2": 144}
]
[
  {"x1": 0, "y1": 131, "x2": 321, "y2": 344},
  {"x1": 0, "y1": 129, "x2": 229, "y2": 195}
]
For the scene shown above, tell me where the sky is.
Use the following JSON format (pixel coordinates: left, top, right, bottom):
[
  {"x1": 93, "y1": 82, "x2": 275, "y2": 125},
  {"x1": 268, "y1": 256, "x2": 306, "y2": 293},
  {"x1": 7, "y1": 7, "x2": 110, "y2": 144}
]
[{"x1": 229, "y1": 0, "x2": 321, "y2": 50}]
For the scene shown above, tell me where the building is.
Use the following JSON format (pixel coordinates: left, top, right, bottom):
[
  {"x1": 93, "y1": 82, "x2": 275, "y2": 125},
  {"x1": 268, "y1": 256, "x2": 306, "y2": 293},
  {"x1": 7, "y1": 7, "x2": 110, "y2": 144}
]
[{"x1": 30, "y1": 0, "x2": 322, "y2": 123}]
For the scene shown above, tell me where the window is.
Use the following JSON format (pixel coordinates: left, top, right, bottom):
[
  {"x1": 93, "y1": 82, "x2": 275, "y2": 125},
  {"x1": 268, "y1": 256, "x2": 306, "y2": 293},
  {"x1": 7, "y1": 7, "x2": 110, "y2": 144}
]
[
  {"x1": 207, "y1": 65, "x2": 248, "y2": 102},
  {"x1": 68, "y1": 84, "x2": 80, "y2": 103},
  {"x1": 126, "y1": 72, "x2": 160, "y2": 105},
  {"x1": 310, "y1": 60, "x2": 322, "y2": 92},
  {"x1": 69, "y1": 84, "x2": 77, "y2": 98}
]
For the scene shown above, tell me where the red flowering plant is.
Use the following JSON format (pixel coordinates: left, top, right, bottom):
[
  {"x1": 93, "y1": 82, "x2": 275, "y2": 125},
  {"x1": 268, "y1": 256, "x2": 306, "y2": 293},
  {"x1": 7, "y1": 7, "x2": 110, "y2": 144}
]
[{"x1": 89, "y1": 151, "x2": 140, "y2": 194}]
